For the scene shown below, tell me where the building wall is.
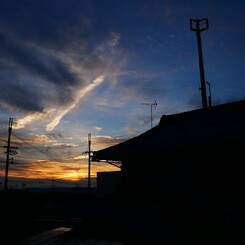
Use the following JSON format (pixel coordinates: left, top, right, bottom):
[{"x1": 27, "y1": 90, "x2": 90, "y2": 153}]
[
  {"x1": 120, "y1": 140, "x2": 243, "y2": 201},
  {"x1": 96, "y1": 171, "x2": 121, "y2": 198}
]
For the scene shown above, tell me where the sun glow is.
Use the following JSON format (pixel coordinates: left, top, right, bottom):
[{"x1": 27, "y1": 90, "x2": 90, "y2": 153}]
[{"x1": 0, "y1": 156, "x2": 119, "y2": 187}]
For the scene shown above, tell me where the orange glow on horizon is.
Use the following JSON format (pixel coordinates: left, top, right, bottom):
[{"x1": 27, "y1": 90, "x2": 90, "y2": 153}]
[{"x1": 0, "y1": 158, "x2": 120, "y2": 185}]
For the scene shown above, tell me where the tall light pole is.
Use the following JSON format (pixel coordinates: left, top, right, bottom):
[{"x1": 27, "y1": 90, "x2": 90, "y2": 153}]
[
  {"x1": 141, "y1": 100, "x2": 157, "y2": 129},
  {"x1": 190, "y1": 18, "x2": 209, "y2": 109}
]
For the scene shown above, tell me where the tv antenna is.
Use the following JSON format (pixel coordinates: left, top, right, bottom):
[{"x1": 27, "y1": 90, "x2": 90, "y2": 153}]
[{"x1": 141, "y1": 100, "x2": 157, "y2": 129}]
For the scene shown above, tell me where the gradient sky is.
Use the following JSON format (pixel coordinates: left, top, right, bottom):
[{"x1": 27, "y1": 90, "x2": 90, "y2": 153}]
[{"x1": 0, "y1": 0, "x2": 245, "y2": 189}]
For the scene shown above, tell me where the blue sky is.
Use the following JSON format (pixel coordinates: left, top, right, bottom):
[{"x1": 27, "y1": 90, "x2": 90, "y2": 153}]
[{"x1": 0, "y1": 0, "x2": 245, "y2": 189}]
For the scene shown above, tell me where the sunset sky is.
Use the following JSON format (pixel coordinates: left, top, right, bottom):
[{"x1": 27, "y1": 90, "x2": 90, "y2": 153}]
[{"x1": 0, "y1": 0, "x2": 245, "y2": 189}]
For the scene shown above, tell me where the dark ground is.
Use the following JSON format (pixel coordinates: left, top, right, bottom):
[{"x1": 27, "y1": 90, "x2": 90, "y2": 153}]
[
  {"x1": 1, "y1": 190, "x2": 245, "y2": 244},
  {"x1": 0, "y1": 190, "x2": 91, "y2": 244}
]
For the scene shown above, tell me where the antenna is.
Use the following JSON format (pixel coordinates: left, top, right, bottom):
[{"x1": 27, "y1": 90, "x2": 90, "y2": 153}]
[
  {"x1": 190, "y1": 18, "x2": 209, "y2": 109},
  {"x1": 141, "y1": 100, "x2": 157, "y2": 129}
]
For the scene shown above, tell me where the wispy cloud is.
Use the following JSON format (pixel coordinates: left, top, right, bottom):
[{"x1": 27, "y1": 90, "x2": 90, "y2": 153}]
[{"x1": 46, "y1": 75, "x2": 106, "y2": 131}]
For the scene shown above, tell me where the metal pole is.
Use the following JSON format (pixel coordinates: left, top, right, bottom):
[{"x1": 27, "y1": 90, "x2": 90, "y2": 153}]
[
  {"x1": 4, "y1": 117, "x2": 13, "y2": 191},
  {"x1": 206, "y1": 81, "x2": 212, "y2": 107},
  {"x1": 190, "y1": 18, "x2": 209, "y2": 109},
  {"x1": 141, "y1": 100, "x2": 157, "y2": 129},
  {"x1": 88, "y1": 133, "x2": 91, "y2": 195},
  {"x1": 150, "y1": 105, "x2": 153, "y2": 129}
]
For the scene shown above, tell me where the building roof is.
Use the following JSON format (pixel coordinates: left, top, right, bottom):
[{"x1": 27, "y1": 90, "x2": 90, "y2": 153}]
[{"x1": 92, "y1": 100, "x2": 245, "y2": 162}]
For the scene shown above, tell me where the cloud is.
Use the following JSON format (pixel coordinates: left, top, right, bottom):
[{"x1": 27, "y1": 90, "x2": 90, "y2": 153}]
[
  {"x1": 8, "y1": 75, "x2": 107, "y2": 130},
  {"x1": 13, "y1": 109, "x2": 53, "y2": 129},
  {"x1": 0, "y1": 0, "x2": 124, "y2": 128},
  {"x1": 0, "y1": 6, "x2": 122, "y2": 130},
  {"x1": 93, "y1": 126, "x2": 102, "y2": 133},
  {"x1": 91, "y1": 135, "x2": 130, "y2": 151},
  {"x1": 0, "y1": 82, "x2": 44, "y2": 113},
  {"x1": 46, "y1": 75, "x2": 106, "y2": 131}
]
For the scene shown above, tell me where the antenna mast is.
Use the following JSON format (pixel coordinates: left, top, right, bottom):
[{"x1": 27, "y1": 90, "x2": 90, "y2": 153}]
[
  {"x1": 141, "y1": 100, "x2": 157, "y2": 129},
  {"x1": 190, "y1": 18, "x2": 209, "y2": 109}
]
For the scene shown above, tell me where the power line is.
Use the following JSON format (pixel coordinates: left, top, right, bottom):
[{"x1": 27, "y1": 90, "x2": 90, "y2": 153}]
[
  {"x1": 11, "y1": 132, "x2": 68, "y2": 164},
  {"x1": 0, "y1": 119, "x2": 146, "y2": 164}
]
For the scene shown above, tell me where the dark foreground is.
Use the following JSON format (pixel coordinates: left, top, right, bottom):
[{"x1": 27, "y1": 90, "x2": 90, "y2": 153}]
[{"x1": 1, "y1": 190, "x2": 245, "y2": 244}]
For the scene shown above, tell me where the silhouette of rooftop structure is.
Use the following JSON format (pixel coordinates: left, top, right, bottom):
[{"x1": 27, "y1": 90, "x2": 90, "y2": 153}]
[
  {"x1": 93, "y1": 99, "x2": 245, "y2": 162},
  {"x1": 91, "y1": 99, "x2": 245, "y2": 242}
]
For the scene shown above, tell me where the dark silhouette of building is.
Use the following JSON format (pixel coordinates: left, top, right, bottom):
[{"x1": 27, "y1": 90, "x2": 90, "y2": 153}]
[{"x1": 93, "y1": 99, "x2": 245, "y2": 242}]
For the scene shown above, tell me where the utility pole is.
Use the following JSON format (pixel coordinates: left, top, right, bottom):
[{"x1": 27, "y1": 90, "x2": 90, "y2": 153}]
[
  {"x1": 4, "y1": 117, "x2": 13, "y2": 192},
  {"x1": 141, "y1": 100, "x2": 157, "y2": 129},
  {"x1": 190, "y1": 18, "x2": 209, "y2": 109},
  {"x1": 88, "y1": 133, "x2": 91, "y2": 195},
  {"x1": 81, "y1": 134, "x2": 94, "y2": 196}
]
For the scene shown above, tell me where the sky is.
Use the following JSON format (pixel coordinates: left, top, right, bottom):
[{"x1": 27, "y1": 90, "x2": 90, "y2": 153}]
[{"x1": 0, "y1": 0, "x2": 245, "y2": 189}]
